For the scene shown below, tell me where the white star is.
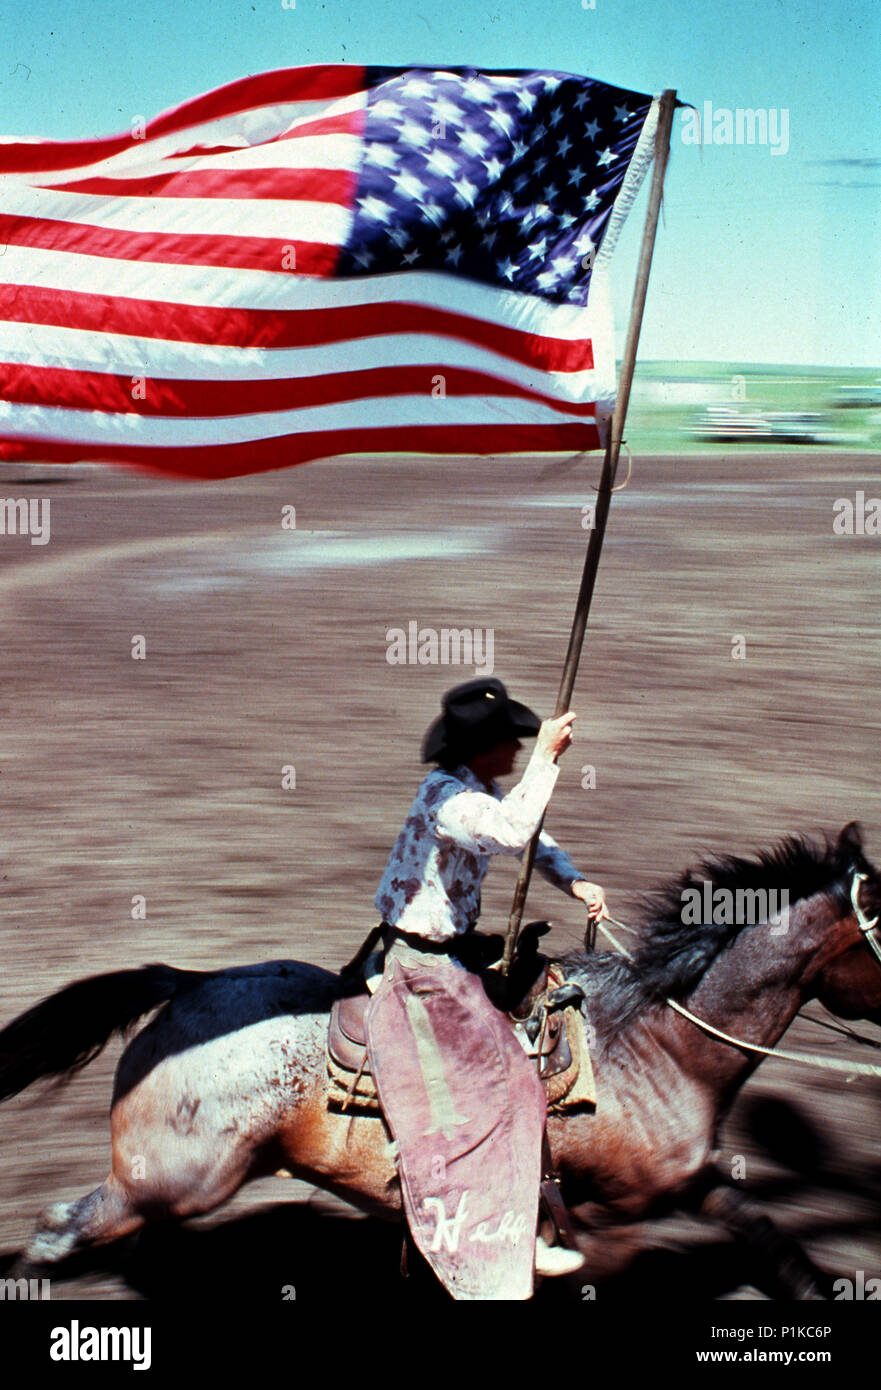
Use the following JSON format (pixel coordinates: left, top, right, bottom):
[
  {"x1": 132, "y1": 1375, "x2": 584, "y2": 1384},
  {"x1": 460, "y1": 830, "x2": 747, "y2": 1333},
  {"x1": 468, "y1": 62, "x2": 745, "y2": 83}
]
[
  {"x1": 511, "y1": 139, "x2": 529, "y2": 161},
  {"x1": 482, "y1": 227, "x2": 499, "y2": 250},
  {"x1": 423, "y1": 147, "x2": 459, "y2": 179},
  {"x1": 365, "y1": 142, "x2": 400, "y2": 170},
  {"x1": 552, "y1": 253, "x2": 577, "y2": 277},
  {"x1": 597, "y1": 147, "x2": 617, "y2": 167},
  {"x1": 536, "y1": 268, "x2": 559, "y2": 290},
  {"x1": 432, "y1": 95, "x2": 462, "y2": 126},
  {"x1": 402, "y1": 248, "x2": 421, "y2": 265},
  {"x1": 533, "y1": 201, "x2": 552, "y2": 220},
  {"x1": 573, "y1": 91, "x2": 589, "y2": 111},
  {"x1": 513, "y1": 171, "x2": 530, "y2": 193},
  {"x1": 540, "y1": 75, "x2": 562, "y2": 92},
  {"x1": 556, "y1": 134, "x2": 573, "y2": 158},
  {"x1": 399, "y1": 119, "x2": 432, "y2": 149},
  {"x1": 458, "y1": 127, "x2": 489, "y2": 158},
  {"x1": 544, "y1": 183, "x2": 559, "y2": 202},
  {"x1": 557, "y1": 210, "x2": 576, "y2": 230},
  {"x1": 534, "y1": 155, "x2": 549, "y2": 176},
  {"x1": 462, "y1": 76, "x2": 495, "y2": 102},
  {"x1": 584, "y1": 190, "x2": 601, "y2": 211},
  {"x1": 389, "y1": 226, "x2": 410, "y2": 248},
  {"x1": 584, "y1": 118, "x2": 601, "y2": 140},
  {"x1": 528, "y1": 234, "x2": 548, "y2": 259},
  {"x1": 488, "y1": 106, "x2": 515, "y2": 137},
  {"x1": 351, "y1": 247, "x2": 374, "y2": 269},
  {"x1": 574, "y1": 230, "x2": 596, "y2": 255},
  {"x1": 548, "y1": 106, "x2": 564, "y2": 128},
  {"x1": 421, "y1": 202, "x2": 445, "y2": 226},
  {"x1": 533, "y1": 122, "x2": 548, "y2": 142},
  {"x1": 496, "y1": 190, "x2": 514, "y2": 216},
  {"x1": 614, "y1": 104, "x2": 631, "y2": 122},
  {"x1": 373, "y1": 98, "x2": 404, "y2": 120},
  {"x1": 392, "y1": 169, "x2": 429, "y2": 201},
  {"x1": 516, "y1": 87, "x2": 538, "y2": 113},
  {"x1": 483, "y1": 155, "x2": 503, "y2": 182},
  {"x1": 498, "y1": 256, "x2": 518, "y2": 280},
  {"x1": 568, "y1": 284, "x2": 585, "y2": 301},
  {"x1": 402, "y1": 77, "x2": 434, "y2": 99},
  {"x1": 359, "y1": 194, "x2": 393, "y2": 222},
  {"x1": 568, "y1": 164, "x2": 586, "y2": 188},
  {"x1": 446, "y1": 244, "x2": 464, "y2": 266},
  {"x1": 454, "y1": 176, "x2": 479, "y2": 206}
]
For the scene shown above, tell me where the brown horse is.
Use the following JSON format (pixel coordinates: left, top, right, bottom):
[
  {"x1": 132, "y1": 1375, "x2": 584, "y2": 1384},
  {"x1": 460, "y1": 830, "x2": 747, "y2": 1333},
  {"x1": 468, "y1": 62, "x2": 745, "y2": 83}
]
[{"x1": 2, "y1": 821, "x2": 880, "y2": 1297}]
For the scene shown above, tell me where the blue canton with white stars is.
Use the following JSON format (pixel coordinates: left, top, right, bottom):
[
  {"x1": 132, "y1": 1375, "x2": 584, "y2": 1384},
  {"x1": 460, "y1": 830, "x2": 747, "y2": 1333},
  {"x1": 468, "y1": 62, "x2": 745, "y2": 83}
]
[{"x1": 337, "y1": 67, "x2": 654, "y2": 306}]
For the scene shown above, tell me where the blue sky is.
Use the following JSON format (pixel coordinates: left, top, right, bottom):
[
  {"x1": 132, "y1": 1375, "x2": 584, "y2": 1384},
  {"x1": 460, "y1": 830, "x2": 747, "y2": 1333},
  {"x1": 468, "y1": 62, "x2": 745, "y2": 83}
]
[{"x1": 1, "y1": 0, "x2": 879, "y2": 366}]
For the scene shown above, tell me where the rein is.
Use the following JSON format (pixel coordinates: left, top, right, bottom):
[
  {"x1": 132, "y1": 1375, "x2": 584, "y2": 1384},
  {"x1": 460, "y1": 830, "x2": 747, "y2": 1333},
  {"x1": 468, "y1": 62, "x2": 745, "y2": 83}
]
[{"x1": 591, "y1": 877, "x2": 881, "y2": 1080}]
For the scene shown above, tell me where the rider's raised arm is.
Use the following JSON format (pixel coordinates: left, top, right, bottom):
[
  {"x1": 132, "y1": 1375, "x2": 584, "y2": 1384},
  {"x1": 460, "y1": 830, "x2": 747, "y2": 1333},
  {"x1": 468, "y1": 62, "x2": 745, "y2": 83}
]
[{"x1": 435, "y1": 743, "x2": 560, "y2": 855}]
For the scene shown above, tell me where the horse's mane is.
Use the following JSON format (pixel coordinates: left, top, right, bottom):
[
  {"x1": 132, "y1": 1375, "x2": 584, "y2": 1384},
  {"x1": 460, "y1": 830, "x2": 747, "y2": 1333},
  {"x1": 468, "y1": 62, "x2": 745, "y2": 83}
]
[{"x1": 557, "y1": 831, "x2": 869, "y2": 1050}]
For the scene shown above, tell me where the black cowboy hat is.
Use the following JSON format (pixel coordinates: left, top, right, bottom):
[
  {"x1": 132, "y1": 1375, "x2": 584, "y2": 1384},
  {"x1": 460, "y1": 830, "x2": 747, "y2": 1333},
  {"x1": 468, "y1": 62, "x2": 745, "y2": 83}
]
[{"x1": 421, "y1": 677, "x2": 541, "y2": 764}]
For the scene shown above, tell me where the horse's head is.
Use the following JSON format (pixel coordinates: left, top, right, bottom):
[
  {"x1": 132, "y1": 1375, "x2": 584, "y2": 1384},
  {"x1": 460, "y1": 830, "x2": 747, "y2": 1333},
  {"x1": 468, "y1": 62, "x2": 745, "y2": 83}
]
[{"x1": 812, "y1": 822, "x2": 881, "y2": 1026}]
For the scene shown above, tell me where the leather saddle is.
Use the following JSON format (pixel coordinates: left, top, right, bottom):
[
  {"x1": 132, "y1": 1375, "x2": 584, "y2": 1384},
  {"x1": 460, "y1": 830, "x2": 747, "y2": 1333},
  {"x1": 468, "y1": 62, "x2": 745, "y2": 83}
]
[{"x1": 327, "y1": 923, "x2": 595, "y2": 1115}]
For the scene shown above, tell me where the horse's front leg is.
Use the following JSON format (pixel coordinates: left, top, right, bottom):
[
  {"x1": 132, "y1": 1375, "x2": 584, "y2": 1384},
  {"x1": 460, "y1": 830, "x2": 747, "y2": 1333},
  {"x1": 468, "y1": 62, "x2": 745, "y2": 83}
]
[{"x1": 698, "y1": 1177, "x2": 829, "y2": 1300}]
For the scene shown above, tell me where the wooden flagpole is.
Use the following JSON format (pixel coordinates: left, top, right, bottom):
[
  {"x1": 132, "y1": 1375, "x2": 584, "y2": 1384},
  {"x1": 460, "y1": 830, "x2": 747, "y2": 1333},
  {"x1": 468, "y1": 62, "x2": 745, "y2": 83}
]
[{"x1": 500, "y1": 88, "x2": 677, "y2": 976}]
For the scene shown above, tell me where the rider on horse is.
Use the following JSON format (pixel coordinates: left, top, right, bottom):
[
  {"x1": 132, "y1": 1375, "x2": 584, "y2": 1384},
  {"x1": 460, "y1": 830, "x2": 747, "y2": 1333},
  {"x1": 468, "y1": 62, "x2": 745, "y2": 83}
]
[
  {"x1": 376, "y1": 677, "x2": 606, "y2": 939},
  {"x1": 369, "y1": 677, "x2": 607, "y2": 1291}
]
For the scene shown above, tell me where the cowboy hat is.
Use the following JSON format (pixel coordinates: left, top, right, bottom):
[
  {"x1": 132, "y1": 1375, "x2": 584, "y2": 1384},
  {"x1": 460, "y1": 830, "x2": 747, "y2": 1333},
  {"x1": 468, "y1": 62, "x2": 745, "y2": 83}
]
[{"x1": 421, "y1": 678, "x2": 541, "y2": 764}]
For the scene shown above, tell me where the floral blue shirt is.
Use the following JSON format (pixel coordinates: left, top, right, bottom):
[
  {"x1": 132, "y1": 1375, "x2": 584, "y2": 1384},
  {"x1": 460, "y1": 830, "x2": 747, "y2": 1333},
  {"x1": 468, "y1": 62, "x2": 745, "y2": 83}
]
[{"x1": 375, "y1": 747, "x2": 584, "y2": 942}]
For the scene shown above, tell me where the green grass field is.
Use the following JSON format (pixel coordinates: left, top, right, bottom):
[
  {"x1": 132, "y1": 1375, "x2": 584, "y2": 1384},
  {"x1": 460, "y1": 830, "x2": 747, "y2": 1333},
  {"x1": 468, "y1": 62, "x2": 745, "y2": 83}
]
[{"x1": 624, "y1": 361, "x2": 881, "y2": 454}]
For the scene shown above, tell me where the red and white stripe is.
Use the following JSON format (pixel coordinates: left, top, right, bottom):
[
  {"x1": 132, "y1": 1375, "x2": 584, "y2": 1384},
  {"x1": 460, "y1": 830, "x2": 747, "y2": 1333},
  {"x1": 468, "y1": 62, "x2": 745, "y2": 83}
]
[{"x1": 0, "y1": 65, "x2": 622, "y2": 478}]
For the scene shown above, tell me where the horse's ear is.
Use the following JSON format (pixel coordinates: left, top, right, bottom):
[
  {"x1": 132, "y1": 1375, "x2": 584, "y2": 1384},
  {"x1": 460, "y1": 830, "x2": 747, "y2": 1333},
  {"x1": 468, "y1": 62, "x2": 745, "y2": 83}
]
[{"x1": 837, "y1": 821, "x2": 863, "y2": 857}]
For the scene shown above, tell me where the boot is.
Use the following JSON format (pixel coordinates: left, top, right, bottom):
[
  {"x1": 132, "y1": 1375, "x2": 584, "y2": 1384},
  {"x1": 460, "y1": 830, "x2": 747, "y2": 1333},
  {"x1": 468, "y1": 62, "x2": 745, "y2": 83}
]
[{"x1": 534, "y1": 1234, "x2": 586, "y2": 1277}]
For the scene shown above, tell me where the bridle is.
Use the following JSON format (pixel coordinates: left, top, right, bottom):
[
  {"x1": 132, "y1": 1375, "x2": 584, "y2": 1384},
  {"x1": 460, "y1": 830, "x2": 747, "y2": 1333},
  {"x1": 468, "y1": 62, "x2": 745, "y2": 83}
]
[
  {"x1": 592, "y1": 868, "x2": 881, "y2": 1078},
  {"x1": 851, "y1": 870, "x2": 881, "y2": 971}
]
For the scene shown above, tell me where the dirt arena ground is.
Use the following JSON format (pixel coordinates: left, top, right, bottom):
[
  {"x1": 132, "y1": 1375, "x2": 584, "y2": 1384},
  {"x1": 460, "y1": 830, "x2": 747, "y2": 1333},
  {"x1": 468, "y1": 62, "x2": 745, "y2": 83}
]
[{"x1": 0, "y1": 448, "x2": 879, "y2": 1304}]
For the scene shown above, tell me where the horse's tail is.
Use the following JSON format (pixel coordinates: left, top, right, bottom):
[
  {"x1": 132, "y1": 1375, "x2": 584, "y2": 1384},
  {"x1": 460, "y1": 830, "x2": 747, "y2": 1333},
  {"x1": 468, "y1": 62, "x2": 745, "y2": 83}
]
[{"x1": 0, "y1": 963, "x2": 208, "y2": 1102}]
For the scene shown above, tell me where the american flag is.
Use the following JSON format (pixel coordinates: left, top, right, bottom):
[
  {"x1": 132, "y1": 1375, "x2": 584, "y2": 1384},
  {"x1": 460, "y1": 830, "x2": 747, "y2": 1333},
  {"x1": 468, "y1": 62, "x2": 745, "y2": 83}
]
[{"x1": 0, "y1": 65, "x2": 658, "y2": 479}]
